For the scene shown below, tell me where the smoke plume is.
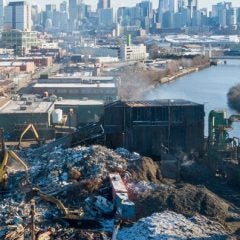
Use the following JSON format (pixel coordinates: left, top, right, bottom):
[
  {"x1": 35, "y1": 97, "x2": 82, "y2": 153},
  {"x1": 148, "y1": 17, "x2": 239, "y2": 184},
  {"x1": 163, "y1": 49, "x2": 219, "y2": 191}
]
[{"x1": 227, "y1": 84, "x2": 240, "y2": 112}]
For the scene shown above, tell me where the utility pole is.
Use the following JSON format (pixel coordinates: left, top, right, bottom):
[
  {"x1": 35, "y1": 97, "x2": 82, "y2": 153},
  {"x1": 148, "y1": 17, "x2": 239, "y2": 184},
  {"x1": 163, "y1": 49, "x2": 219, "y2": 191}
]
[{"x1": 30, "y1": 199, "x2": 36, "y2": 240}]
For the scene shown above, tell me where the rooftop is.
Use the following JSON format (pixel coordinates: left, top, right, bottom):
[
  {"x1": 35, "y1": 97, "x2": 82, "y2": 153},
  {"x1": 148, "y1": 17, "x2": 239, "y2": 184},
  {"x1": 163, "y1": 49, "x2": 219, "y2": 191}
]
[
  {"x1": 0, "y1": 100, "x2": 54, "y2": 113},
  {"x1": 124, "y1": 99, "x2": 202, "y2": 107},
  {"x1": 0, "y1": 61, "x2": 32, "y2": 67},
  {"x1": 33, "y1": 83, "x2": 116, "y2": 88},
  {"x1": 54, "y1": 99, "x2": 104, "y2": 106},
  {"x1": 51, "y1": 75, "x2": 115, "y2": 81}
]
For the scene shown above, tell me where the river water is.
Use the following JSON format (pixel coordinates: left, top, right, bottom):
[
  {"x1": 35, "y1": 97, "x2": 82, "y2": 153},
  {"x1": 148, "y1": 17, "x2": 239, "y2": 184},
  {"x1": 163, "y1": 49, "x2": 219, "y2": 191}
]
[{"x1": 145, "y1": 60, "x2": 240, "y2": 136}]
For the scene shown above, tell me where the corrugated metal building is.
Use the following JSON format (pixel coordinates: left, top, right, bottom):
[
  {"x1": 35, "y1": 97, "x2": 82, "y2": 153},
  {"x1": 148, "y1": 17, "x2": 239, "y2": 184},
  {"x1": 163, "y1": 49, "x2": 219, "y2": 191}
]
[{"x1": 104, "y1": 100, "x2": 205, "y2": 158}]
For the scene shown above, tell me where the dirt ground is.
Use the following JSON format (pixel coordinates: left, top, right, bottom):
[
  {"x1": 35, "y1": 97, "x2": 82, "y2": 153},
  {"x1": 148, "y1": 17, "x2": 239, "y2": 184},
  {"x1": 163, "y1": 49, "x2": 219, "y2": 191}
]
[{"x1": 115, "y1": 157, "x2": 240, "y2": 237}]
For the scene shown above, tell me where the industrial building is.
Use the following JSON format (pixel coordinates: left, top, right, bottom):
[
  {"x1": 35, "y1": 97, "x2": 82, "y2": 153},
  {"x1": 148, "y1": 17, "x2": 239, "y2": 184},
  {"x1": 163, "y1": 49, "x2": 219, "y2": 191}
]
[
  {"x1": 0, "y1": 61, "x2": 35, "y2": 73},
  {"x1": 2, "y1": 30, "x2": 38, "y2": 56},
  {"x1": 32, "y1": 82, "x2": 118, "y2": 103},
  {"x1": 0, "y1": 56, "x2": 53, "y2": 67},
  {"x1": 38, "y1": 75, "x2": 119, "y2": 85},
  {"x1": 104, "y1": 100, "x2": 204, "y2": 158},
  {"x1": 4, "y1": 1, "x2": 32, "y2": 31},
  {"x1": 0, "y1": 96, "x2": 55, "y2": 140},
  {"x1": 120, "y1": 44, "x2": 149, "y2": 61},
  {"x1": 54, "y1": 99, "x2": 104, "y2": 127}
]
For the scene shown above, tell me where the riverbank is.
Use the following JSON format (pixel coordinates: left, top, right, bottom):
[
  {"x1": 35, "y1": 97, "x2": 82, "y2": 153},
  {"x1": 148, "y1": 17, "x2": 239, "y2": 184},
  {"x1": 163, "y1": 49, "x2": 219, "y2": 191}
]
[
  {"x1": 116, "y1": 58, "x2": 210, "y2": 100},
  {"x1": 159, "y1": 62, "x2": 210, "y2": 85}
]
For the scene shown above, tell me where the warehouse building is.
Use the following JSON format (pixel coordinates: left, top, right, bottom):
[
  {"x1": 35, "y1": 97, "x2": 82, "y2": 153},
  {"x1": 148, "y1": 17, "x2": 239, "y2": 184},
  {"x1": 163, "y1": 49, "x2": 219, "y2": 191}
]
[
  {"x1": 38, "y1": 75, "x2": 119, "y2": 85},
  {"x1": 104, "y1": 100, "x2": 204, "y2": 158},
  {"x1": 0, "y1": 56, "x2": 53, "y2": 67},
  {"x1": 32, "y1": 83, "x2": 118, "y2": 103},
  {"x1": 0, "y1": 96, "x2": 55, "y2": 140},
  {"x1": 54, "y1": 99, "x2": 104, "y2": 127},
  {"x1": 0, "y1": 61, "x2": 35, "y2": 73}
]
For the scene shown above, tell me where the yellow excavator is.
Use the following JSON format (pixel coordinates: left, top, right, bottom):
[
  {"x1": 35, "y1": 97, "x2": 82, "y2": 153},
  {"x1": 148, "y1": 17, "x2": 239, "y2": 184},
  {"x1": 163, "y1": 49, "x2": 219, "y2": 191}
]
[
  {"x1": 17, "y1": 124, "x2": 42, "y2": 149},
  {"x1": 0, "y1": 128, "x2": 28, "y2": 188},
  {"x1": 28, "y1": 188, "x2": 104, "y2": 230},
  {"x1": 31, "y1": 187, "x2": 84, "y2": 220}
]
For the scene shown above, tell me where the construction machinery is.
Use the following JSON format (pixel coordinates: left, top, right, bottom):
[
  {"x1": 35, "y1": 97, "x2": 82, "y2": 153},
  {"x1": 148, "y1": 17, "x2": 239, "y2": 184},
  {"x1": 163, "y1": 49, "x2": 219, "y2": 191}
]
[
  {"x1": 0, "y1": 128, "x2": 28, "y2": 188},
  {"x1": 208, "y1": 110, "x2": 240, "y2": 176},
  {"x1": 17, "y1": 124, "x2": 42, "y2": 149},
  {"x1": 31, "y1": 187, "x2": 84, "y2": 220}
]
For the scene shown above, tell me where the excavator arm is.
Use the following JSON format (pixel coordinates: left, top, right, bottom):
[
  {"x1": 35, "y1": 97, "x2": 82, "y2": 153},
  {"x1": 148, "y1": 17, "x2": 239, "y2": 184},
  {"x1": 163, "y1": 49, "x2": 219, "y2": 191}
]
[
  {"x1": 8, "y1": 150, "x2": 28, "y2": 171},
  {"x1": 0, "y1": 150, "x2": 29, "y2": 187},
  {"x1": 34, "y1": 188, "x2": 68, "y2": 216},
  {"x1": 0, "y1": 128, "x2": 28, "y2": 187},
  {"x1": 18, "y1": 124, "x2": 40, "y2": 149},
  {"x1": 0, "y1": 152, "x2": 9, "y2": 185},
  {"x1": 32, "y1": 188, "x2": 84, "y2": 220}
]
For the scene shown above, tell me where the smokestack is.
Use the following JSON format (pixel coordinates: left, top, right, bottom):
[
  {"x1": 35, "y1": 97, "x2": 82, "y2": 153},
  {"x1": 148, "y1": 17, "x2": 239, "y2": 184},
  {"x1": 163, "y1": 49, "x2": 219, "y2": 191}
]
[{"x1": 127, "y1": 34, "x2": 131, "y2": 46}]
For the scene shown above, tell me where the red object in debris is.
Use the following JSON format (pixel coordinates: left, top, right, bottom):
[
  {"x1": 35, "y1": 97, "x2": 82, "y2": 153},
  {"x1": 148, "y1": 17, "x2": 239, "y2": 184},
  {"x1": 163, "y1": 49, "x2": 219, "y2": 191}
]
[{"x1": 109, "y1": 173, "x2": 128, "y2": 201}]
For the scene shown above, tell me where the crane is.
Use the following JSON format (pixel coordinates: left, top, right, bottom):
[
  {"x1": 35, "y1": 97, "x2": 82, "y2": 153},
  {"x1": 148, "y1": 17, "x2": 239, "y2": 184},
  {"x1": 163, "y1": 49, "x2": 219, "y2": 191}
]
[{"x1": 0, "y1": 128, "x2": 28, "y2": 188}]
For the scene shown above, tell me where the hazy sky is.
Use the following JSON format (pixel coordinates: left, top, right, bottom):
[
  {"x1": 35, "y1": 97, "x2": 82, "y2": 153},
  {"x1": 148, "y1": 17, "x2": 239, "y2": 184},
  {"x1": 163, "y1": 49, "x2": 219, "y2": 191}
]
[{"x1": 6, "y1": 0, "x2": 240, "y2": 9}]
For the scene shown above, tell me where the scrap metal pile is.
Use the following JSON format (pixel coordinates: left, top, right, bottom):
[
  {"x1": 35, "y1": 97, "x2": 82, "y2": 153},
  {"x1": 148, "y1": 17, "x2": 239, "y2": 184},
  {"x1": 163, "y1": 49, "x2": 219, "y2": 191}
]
[
  {"x1": 117, "y1": 211, "x2": 228, "y2": 240},
  {"x1": 0, "y1": 144, "x2": 237, "y2": 239}
]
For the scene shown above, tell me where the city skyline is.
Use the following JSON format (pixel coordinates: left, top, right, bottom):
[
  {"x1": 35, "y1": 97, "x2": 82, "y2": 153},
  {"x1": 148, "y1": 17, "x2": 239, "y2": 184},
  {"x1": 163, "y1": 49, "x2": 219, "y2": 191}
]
[{"x1": 4, "y1": 0, "x2": 240, "y2": 9}]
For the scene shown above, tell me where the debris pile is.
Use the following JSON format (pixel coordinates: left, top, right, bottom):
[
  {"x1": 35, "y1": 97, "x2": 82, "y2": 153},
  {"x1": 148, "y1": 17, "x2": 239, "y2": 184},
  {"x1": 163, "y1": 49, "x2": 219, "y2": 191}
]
[
  {"x1": 0, "y1": 144, "x2": 239, "y2": 238},
  {"x1": 21, "y1": 145, "x2": 129, "y2": 190},
  {"x1": 133, "y1": 183, "x2": 234, "y2": 222},
  {"x1": 117, "y1": 211, "x2": 228, "y2": 240}
]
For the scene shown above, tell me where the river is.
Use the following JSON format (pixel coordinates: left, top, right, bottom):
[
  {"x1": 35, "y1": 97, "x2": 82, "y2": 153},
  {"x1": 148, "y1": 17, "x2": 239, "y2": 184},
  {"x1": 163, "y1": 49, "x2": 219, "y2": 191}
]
[{"x1": 145, "y1": 60, "x2": 240, "y2": 136}]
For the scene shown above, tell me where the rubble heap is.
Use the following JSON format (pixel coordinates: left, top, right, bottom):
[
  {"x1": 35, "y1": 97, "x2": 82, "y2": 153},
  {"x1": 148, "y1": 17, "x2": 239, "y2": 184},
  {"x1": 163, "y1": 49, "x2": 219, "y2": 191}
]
[
  {"x1": 0, "y1": 144, "x2": 239, "y2": 238},
  {"x1": 133, "y1": 183, "x2": 233, "y2": 222},
  {"x1": 20, "y1": 145, "x2": 129, "y2": 190},
  {"x1": 117, "y1": 211, "x2": 228, "y2": 240}
]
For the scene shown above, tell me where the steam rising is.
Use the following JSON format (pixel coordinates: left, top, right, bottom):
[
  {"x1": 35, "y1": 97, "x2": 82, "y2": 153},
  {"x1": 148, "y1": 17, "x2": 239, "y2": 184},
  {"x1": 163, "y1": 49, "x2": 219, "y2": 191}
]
[{"x1": 227, "y1": 84, "x2": 240, "y2": 112}]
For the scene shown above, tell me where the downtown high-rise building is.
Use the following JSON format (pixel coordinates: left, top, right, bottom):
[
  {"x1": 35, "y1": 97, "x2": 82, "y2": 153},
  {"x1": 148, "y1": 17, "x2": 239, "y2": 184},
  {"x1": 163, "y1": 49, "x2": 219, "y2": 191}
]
[
  {"x1": 69, "y1": 0, "x2": 87, "y2": 30},
  {"x1": 4, "y1": 1, "x2": 32, "y2": 31},
  {"x1": 0, "y1": 0, "x2": 3, "y2": 29},
  {"x1": 69, "y1": 0, "x2": 78, "y2": 22},
  {"x1": 60, "y1": 1, "x2": 67, "y2": 12},
  {"x1": 97, "y1": 0, "x2": 111, "y2": 10}
]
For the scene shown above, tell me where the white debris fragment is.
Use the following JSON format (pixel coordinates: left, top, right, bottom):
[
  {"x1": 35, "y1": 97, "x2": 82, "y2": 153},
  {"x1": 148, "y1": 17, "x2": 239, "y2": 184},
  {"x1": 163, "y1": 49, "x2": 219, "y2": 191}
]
[{"x1": 117, "y1": 211, "x2": 228, "y2": 240}]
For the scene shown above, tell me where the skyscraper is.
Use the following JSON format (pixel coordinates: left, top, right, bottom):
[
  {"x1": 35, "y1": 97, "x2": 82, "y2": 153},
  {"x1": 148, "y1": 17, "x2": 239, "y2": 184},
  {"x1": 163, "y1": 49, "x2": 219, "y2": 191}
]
[
  {"x1": 178, "y1": 0, "x2": 185, "y2": 12},
  {"x1": 169, "y1": 0, "x2": 178, "y2": 13},
  {"x1": 97, "y1": 0, "x2": 111, "y2": 10},
  {"x1": 69, "y1": 0, "x2": 85, "y2": 30},
  {"x1": 69, "y1": 0, "x2": 77, "y2": 22},
  {"x1": 158, "y1": 0, "x2": 165, "y2": 25},
  {"x1": 4, "y1": 1, "x2": 32, "y2": 31},
  {"x1": 60, "y1": 1, "x2": 67, "y2": 12},
  {"x1": 0, "y1": 0, "x2": 4, "y2": 29}
]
